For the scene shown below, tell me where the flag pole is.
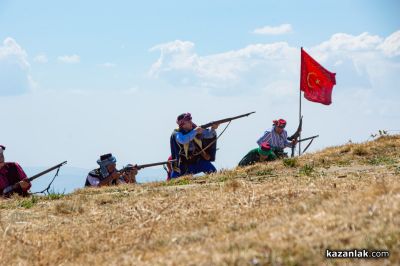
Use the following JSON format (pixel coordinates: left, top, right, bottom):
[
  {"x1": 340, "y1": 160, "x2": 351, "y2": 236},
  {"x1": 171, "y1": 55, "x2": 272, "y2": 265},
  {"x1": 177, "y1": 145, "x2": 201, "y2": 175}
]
[{"x1": 298, "y1": 47, "x2": 302, "y2": 156}]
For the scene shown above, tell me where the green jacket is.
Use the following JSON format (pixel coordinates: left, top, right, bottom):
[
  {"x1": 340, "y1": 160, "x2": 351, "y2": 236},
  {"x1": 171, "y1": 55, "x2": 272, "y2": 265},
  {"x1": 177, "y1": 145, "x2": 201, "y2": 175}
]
[{"x1": 238, "y1": 148, "x2": 277, "y2": 167}]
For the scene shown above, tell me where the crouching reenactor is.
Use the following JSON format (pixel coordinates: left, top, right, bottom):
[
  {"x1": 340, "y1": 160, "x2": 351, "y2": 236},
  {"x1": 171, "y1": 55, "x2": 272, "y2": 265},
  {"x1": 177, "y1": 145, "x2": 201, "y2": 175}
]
[
  {"x1": 238, "y1": 142, "x2": 277, "y2": 167},
  {"x1": 0, "y1": 145, "x2": 31, "y2": 197},
  {"x1": 85, "y1": 153, "x2": 138, "y2": 187},
  {"x1": 256, "y1": 118, "x2": 297, "y2": 158},
  {"x1": 169, "y1": 113, "x2": 219, "y2": 179}
]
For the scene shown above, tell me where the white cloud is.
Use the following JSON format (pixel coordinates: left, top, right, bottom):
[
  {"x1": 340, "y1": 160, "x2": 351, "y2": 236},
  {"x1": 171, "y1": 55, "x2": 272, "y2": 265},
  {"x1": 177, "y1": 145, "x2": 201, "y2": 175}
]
[
  {"x1": 58, "y1": 54, "x2": 80, "y2": 64},
  {"x1": 334, "y1": 60, "x2": 343, "y2": 66},
  {"x1": 149, "y1": 31, "x2": 400, "y2": 100},
  {"x1": 315, "y1": 32, "x2": 382, "y2": 52},
  {"x1": 253, "y1": 24, "x2": 292, "y2": 35},
  {"x1": 378, "y1": 30, "x2": 400, "y2": 57},
  {"x1": 34, "y1": 54, "x2": 48, "y2": 63},
  {"x1": 98, "y1": 62, "x2": 116, "y2": 68},
  {"x1": 149, "y1": 40, "x2": 298, "y2": 94},
  {"x1": 149, "y1": 40, "x2": 197, "y2": 77},
  {"x1": 0, "y1": 37, "x2": 29, "y2": 68},
  {"x1": 0, "y1": 37, "x2": 32, "y2": 95},
  {"x1": 308, "y1": 31, "x2": 400, "y2": 96}
]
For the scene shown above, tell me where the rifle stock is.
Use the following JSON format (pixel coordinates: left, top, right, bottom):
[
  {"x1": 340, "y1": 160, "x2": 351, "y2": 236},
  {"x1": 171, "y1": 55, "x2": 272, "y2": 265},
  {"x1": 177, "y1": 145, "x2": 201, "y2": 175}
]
[
  {"x1": 288, "y1": 116, "x2": 303, "y2": 141},
  {"x1": 289, "y1": 116, "x2": 303, "y2": 157}
]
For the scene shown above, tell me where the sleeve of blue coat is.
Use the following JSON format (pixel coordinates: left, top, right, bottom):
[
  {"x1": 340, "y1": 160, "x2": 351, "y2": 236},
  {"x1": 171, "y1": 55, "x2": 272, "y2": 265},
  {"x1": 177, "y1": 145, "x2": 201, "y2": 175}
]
[
  {"x1": 175, "y1": 130, "x2": 197, "y2": 144},
  {"x1": 201, "y1": 128, "x2": 216, "y2": 139}
]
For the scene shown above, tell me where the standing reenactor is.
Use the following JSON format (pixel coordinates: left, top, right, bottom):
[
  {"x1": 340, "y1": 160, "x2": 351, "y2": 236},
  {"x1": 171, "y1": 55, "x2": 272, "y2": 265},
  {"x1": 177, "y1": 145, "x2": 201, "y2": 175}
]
[{"x1": 0, "y1": 145, "x2": 31, "y2": 197}]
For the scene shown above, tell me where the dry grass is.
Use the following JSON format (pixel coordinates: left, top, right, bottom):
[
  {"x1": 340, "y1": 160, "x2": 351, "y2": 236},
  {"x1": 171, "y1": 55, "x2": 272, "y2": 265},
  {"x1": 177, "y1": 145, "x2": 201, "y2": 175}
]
[{"x1": 1, "y1": 135, "x2": 399, "y2": 265}]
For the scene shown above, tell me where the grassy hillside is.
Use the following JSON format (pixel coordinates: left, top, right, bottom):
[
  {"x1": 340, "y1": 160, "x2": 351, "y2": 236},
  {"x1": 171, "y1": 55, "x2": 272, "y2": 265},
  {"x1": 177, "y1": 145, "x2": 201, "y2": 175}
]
[{"x1": 1, "y1": 135, "x2": 399, "y2": 265}]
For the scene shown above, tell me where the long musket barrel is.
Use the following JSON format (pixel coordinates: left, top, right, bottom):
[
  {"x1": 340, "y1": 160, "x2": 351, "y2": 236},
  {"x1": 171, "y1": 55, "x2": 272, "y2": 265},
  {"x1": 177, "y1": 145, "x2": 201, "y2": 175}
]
[
  {"x1": 298, "y1": 135, "x2": 319, "y2": 143},
  {"x1": 200, "y1": 111, "x2": 256, "y2": 129},
  {"x1": 119, "y1": 160, "x2": 177, "y2": 172},
  {"x1": 28, "y1": 161, "x2": 68, "y2": 182},
  {"x1": 136, "y1": 159, "x2": 177, "y2": 170},
  {"x1": 302, "y1": 136, "x2": 318, "y2": 154}
]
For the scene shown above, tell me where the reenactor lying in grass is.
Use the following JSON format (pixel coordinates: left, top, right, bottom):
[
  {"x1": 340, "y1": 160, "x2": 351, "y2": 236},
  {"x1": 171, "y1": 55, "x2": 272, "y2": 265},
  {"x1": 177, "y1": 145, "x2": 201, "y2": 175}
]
[
  {"x1": 85, "y1": 153, "x2": 137, "y2": 187},
  {"x1": 0, "y1": 145, "x2": 31, "y2": 197},
  {"x1": 238, "y1": 142, "x2": 277, "y2": 167}
]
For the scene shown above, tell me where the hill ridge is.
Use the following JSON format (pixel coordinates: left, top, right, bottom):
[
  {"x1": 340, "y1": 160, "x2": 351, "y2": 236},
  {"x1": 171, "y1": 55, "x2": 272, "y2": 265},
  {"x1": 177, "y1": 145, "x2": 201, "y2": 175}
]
[{"x1": 1, "y1": 135, "x2": 399, "y2": 265}]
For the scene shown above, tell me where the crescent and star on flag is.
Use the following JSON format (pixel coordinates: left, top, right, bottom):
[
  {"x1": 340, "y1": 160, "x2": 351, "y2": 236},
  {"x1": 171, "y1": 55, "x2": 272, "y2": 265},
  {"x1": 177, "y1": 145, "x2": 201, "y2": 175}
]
[{"x1": 306, "y1": 72, "x2": 320, "y2": 90}]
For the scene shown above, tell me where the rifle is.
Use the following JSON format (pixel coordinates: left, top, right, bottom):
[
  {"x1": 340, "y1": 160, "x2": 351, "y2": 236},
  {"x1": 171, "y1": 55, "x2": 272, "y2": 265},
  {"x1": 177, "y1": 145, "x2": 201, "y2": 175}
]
[
  {"x1": 288, "y1": 116, "x2": 303, "y2": 157},
  {"x1": 194, "y1": 112, "x2": 255, "y2": 161},
  {"x1": 298, "y1": 135, "x2": 319, "y2": 143},
  {"x1": 119, "y1": 159, "x2": 177, "y2": 173},
  {"x1": 287, "y1": 135, "x2": 319, "y2": 158},
  {"x1": 287, "y1": 116, "x2": 303, "y2": 141},
  {"x1": 300, "y1": 135, "x2": 319, "y2": 154},
  {"x1": 200, "y1": 111, "x2": 256, "y2": 128},
  {"x1": 28, "y1": 161, "x2": 68, "y2": 182},
  {"x1": 3, "y1": 161, "x2": 67, "y2": 195}
]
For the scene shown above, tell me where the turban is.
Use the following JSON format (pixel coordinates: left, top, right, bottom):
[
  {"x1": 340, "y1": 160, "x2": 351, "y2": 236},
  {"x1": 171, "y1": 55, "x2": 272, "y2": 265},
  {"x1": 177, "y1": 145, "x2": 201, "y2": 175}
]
[
  {"x1": 177, "y1": 113, "x2": 195, "y2": 128},
  {"x1": 97, "y1": 153, "x2": 117, "y2": 177},
  {"x1": 273, "y1": 119, "x2": 287, "y2": 128}
]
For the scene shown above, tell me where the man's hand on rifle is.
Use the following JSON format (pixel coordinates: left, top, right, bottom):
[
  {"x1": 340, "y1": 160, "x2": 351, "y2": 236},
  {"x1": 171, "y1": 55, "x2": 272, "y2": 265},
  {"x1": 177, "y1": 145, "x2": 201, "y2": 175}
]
[
  {"x1": 110, "y1": 171, "x2": 121, "y2": 182},
  {"x1": 291, "y1": 139, "x2": 298, "y2": 145},
  {"x1": 200, "y1": 151, "x2": 211, "y2": 161},
  {"x1": 195, "y1": 127, "x2": 204, "y2": 134},
  {"x1": 16, "y1": 180, "x2": 30, "y2": 191},
  {"x1": 211, "y1": 123, "x2": 220, "y2": 130},
  {"x1": 122, "y1": 164, "x2": 138, "y2": 183},
  {"x1": 130, "y1": 164, "x2": 138, "y2": 175},
  {"x1": 97, "y1": 171, "x2": 120, "y2": 186}
]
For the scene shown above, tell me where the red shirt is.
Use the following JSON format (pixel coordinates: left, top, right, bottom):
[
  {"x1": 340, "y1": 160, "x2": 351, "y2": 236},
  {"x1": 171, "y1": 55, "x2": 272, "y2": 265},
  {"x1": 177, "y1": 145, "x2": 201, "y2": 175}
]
[{"x1": 0, "y1": 162, "x2": 31, "y2": 196}]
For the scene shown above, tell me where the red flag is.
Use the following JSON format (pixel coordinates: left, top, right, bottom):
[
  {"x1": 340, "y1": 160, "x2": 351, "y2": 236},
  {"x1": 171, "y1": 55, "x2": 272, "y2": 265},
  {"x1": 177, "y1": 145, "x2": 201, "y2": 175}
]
[{"x1": 300, "y1": 48, "x2": 336, "y2": 105}]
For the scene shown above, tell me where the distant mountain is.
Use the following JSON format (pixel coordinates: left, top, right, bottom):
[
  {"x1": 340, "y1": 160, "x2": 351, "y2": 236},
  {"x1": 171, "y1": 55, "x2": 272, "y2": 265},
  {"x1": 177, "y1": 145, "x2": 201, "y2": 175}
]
[
  {"x1": 24, "y1": 166, "x2": 89, "y2": 194},
  {"x1": 24, "y1": 165, "x2": 168, "y2": 194},
  {"x1": 137, "y1": 167, "x2": 168, "y2": 183}
]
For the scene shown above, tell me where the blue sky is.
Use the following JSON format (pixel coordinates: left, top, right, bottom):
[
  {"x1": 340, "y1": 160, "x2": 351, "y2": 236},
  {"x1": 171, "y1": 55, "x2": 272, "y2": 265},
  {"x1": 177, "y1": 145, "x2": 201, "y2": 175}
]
[{"x1": 1, "y1": 0, "x2": 400, "y2": 189}]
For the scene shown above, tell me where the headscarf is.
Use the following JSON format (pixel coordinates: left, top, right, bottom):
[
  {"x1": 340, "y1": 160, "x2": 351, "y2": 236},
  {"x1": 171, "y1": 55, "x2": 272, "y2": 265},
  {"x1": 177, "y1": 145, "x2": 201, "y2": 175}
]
[
  {"x1": 273, "y1": 119, "x2": 287, "y2": 128},
  {"x1": 257, "y1": 142, "x2": 271, "y2": 156},
  {"x1": 97, "y1": 153, "x2": 117, "y2": 178},
  {"x1": 176, "y1": 113, "x2": 196, "y2": 128}
]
